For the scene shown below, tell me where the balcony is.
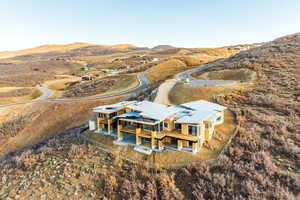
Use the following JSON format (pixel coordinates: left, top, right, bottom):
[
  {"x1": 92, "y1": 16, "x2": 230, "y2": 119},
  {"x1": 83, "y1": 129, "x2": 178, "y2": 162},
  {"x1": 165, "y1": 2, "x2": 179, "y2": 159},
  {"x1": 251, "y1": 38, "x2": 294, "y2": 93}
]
[
  {"x1": 120, "y1": 126, "x2": 153, "y2": 138},
  {"x1": 97, "y1": 118, "x2": 115, "y2": 124},
  {"x1": 162, "y1": 130, "x2": 198, "y2": 142}
]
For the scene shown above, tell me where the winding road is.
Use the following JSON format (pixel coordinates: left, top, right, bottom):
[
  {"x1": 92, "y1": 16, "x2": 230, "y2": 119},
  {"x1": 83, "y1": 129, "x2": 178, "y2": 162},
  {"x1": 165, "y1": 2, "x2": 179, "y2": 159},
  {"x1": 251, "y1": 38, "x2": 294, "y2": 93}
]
[
  {"x1": 0, "y1": 62, "x2": 237, "y2": 108},
  {"x1": 175, "y1": 63, "x2": 236, "y2": 86},
  {"x1": 154, "y1": 63, "x2": 237, "y2": 105},
  {"x1": 0, "y1": 73, "x2": 150, "y2": 108}
]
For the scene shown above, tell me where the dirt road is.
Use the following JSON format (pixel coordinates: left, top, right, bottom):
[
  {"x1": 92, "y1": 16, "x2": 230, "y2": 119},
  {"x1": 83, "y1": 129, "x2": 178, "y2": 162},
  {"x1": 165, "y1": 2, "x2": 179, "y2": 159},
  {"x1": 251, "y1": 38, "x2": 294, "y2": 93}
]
[{"x1": 154, "y1": 80, "x2": 177, "y2": 105}]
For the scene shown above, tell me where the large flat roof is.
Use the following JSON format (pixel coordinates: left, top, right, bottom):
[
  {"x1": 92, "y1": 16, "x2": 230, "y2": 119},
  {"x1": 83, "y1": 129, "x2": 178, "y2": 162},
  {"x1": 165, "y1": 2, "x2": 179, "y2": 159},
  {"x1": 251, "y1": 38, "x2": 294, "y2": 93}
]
[
  {"x1": 181, "y1": 100, "x2": 226, "y2": 112},
  {"x1": 126, "y1": 101, "x2": 178, "y2": 121},
  {"x1": 175, "y1": 110, "x2": 217, "y2": 123},
  {"x1": 93, "y1": 100, "x2": 226, "y2": 123}
]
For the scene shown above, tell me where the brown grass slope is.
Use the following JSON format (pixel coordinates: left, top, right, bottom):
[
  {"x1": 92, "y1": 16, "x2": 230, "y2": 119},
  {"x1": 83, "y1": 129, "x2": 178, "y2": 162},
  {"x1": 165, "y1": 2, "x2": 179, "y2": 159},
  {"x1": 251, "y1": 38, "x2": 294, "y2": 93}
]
[
  {"x1": 0, "y1": 34, "x2": 299, "y2": 199},
  {"x1": 0, "y1": 43, "x2": 140, "y2": 59},
  {"x1": 0, "y1": 43, "x2": 93, "y2": 59}
]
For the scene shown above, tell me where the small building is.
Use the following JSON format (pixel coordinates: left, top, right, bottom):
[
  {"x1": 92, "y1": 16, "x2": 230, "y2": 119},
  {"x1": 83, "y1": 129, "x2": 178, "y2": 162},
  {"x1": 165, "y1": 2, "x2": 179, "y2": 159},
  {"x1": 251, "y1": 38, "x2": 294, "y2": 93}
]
[
  {"x1": 133, "y1": 54, "x2": 146, "y2": 58},
  {"x1": 81, "y1": 74, "x2": 94, "y2": 81},
  {"x1": 152, "y1": 58, "x2": 160, "y2": 62},
  {"x1": 89, "y1": 100, "x2": 226, "y2": 154},
  {"x1": 102, "y1": 69, "x2": 117, "y2": 74},
  {"x1": 80, "y1": 67, "x2": 90, "y2": 71}
]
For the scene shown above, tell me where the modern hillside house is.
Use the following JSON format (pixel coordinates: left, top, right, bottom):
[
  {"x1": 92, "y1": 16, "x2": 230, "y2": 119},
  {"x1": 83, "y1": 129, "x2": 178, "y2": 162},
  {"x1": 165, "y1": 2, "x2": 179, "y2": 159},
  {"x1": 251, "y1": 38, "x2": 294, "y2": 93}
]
[{"x1": 89, "y1": 100, "x2": 226, "y2": 154}]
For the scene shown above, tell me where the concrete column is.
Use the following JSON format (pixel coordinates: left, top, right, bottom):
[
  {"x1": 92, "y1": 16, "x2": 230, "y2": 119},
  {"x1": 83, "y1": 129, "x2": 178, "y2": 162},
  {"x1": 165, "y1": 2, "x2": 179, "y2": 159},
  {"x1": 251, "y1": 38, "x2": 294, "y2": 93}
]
[
  {"x1": 97, "y1": 117, "x2": 100, "y2": 130},
  {"x1": 181, "y1": 124, "x2": 188, "y2": 135},
  {"x1": 181, "y1": 124, "x2": 189, "y2": 147},
  {"x1": 136, "y1": 135, "x2": 142, "y2": 145},
  {"x1": 151, "y1": 138, "x2": 157, "y2": 149},
  {"x1": 177, "y1": 140, "x2": 183, "y2": 150},
  {"x1": 158, "y1": 140, "x2": 164, "y2": 151},
  {"x1": 117, "y1": 124, "x2": 123, "y2": 141},
  {"x1": 192, "y1": 142, "x2": 198, "y2": 154},
  {"x1": 108, "y1": 121, "x2": 111, "y2": 134}
]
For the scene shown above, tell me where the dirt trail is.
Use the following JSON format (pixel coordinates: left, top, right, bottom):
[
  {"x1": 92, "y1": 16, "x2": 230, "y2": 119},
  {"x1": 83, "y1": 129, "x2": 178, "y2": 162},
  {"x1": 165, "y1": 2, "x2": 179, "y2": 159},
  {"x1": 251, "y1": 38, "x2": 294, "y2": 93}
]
[{"x1": 154, "y1": 80, "x2": 177, "y2": 105}]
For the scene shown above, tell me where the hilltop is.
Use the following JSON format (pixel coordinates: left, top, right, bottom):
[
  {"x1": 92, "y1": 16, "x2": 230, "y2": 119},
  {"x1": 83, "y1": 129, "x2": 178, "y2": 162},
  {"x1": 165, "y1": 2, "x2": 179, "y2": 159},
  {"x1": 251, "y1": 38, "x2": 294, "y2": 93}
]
[
  {"x1": 151, "y1": 45, "x2": 177, "y2": 51},
  {"x1": 0, "y1": 33, "x2": 299, "y2": 199},
  {"x1": 0, "y1": 43, "x2": 142, "y2": 59},
  {"x1": 0, "y1": 43, "x2": 92, "y2": 59}
]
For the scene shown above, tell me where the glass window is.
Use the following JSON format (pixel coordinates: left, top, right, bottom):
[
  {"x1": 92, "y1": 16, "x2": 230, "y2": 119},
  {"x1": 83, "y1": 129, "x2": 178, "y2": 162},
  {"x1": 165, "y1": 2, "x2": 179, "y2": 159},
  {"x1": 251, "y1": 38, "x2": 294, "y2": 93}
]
[
  {"x1": 160, "y1": 122, "x2": 164, "y2": 131},
  {"x1": 175, "y1": 123, "x2": 181, "y2": 130},
  {"x1": 188, "y1": 125, "x2": 197, "y2": 136},
  {"x1": 164, "y1": 122, "x2": 168, "y2": 128}
]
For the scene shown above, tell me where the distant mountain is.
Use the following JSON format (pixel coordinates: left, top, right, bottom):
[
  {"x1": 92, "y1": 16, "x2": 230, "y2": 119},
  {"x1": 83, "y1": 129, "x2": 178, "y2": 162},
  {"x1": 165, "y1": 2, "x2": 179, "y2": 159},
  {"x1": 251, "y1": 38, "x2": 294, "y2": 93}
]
[
  {"x1": 151, "y1": 45, "x2": 177, "y2": 51},
  {"x1": 0, "y1": 43, "x2": 141, "y2": 59}
]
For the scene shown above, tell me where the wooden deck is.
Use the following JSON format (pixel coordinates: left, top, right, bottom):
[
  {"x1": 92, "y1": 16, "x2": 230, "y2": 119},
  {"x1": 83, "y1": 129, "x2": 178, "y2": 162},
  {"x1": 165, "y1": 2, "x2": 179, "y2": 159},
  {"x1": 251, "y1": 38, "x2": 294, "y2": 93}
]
[{"x1": 162, "y1": 131, "x2": 198, "y2": 142}]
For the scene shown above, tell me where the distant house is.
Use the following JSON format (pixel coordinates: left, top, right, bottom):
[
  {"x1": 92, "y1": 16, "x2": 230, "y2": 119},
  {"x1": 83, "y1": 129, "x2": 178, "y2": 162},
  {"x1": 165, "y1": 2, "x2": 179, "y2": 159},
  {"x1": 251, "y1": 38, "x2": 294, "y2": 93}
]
[
  {"x1": 102, "y1": 69, "x2": 117, "y2": 74},
  {"x1": 133, "y1": 54, "x2": 146, "y2": 58},
  {"x1": 89, "y1": 100, "x2": 226, "y2": 154},
  {"x1": 81, "y1": 74, "x2": 94, "y2": 81},
  {"x1": 80, "y1": 67, "x2": 90, "y2": 71},
  {"x1": 152, "y1": 58, "x2": 160, "y2": 62}
]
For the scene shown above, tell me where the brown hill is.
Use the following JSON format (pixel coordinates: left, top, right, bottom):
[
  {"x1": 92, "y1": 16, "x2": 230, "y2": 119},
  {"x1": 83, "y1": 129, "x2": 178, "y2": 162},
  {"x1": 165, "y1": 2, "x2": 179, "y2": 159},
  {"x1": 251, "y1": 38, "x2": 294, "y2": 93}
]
[
  {"x1": 0, "y1": 43, "x2": 93, "y2": 59},
  {"x1": 0, "y1": 43, "x2": 139, "y2": 59},
  {"x1": 152, "y1": 45, "x2": 177, "y2": 51}
]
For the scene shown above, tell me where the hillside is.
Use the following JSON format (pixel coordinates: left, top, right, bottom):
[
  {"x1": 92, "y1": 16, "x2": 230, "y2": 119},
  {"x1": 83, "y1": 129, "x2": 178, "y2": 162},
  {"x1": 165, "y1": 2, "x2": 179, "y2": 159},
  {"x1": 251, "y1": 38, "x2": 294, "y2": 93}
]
[
  {"x1": 0, "y1": 34, "x2": 299, "y2": 199},
  {"x1": 168, "y1": 33, "x2": 300, "y2": 199},
  {"x1": 0, "y1": 43, "x2": 141, "y2": 59},
  {"x1": 0, "y1": 43, "x2": 93, "y2": 59}
]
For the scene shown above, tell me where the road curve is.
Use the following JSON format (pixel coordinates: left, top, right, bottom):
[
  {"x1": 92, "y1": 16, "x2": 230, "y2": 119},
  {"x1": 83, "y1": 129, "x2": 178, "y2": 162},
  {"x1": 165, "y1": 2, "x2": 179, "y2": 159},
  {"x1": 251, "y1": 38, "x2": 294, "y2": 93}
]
[
  {"x1": 175, "y1": 63, "x2": 236, "y2": 86},
  {"x1": 0, "y1": 73, "x2": 150, "y2": 108}
]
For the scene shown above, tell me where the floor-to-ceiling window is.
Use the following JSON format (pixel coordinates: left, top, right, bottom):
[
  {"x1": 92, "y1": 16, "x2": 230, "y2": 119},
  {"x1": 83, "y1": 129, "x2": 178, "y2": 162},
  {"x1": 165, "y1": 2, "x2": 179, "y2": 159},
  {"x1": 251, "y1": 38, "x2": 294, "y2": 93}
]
[{"x1": 188, "y1": 125, "x2": 198, "y2": 136}]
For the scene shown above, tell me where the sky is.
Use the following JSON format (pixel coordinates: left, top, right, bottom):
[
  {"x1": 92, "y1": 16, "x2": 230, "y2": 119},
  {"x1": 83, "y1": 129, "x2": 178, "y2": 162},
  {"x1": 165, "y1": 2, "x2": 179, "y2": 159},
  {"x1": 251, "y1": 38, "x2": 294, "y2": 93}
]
[{"x1": 1, "y1": 0, "x2": 300, "y2": 51}]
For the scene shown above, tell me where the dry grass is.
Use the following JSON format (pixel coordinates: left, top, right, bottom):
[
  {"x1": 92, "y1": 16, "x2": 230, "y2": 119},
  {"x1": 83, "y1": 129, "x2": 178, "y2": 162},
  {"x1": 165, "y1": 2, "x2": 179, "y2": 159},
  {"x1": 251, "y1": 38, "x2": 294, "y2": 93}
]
[
  {"x1": 0, "y1": 60, "x2": 83, "y2": 87},
  {"x1": 0, "y1": 95, "x2": 127, "y2": 157},
  {"x1": 62, "y1": 74, "x2": 137, "y2": 98},
  {"x1": 192, "y1": 68, "x2": 257, "y2": 82},
  {"x1": 169, "y1": 82, "x2": 249, "y2": 104},
  {"x1": 146, "y1": 59, "x2": 189, "y2": 81},
  {"x1": 0, "y1": 43, "x2": 93, "y2": 59},
  {"x1": 0, "y1": 87, "x2": 42, "y2": 104}
]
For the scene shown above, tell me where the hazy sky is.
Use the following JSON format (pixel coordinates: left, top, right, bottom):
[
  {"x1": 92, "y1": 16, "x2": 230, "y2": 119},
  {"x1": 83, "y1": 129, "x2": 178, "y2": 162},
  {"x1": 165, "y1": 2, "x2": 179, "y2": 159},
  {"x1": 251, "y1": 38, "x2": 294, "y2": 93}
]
[{"x1": 1, "y1": 0, "x2": 300, "y2": 51}]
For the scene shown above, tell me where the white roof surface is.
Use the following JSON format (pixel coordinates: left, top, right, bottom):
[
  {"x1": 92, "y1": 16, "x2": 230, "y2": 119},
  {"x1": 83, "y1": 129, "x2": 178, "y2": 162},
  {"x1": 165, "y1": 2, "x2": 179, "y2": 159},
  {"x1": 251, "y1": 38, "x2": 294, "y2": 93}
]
[
  {"x1": 126, "y1": 101, "x2": 179, "y2": 121},
  {"x1": 93, "y1": 101, "x2": 136, "y2": 113},
  {"x1": 93, "y1": 100, "x2": 226, "y2": 123},
  {"x1": 175, "y1": 110, "x2": 217, "y2": 123},
  {"x1": 181, "y1": 100, "x2": 226, "y2": 112}
]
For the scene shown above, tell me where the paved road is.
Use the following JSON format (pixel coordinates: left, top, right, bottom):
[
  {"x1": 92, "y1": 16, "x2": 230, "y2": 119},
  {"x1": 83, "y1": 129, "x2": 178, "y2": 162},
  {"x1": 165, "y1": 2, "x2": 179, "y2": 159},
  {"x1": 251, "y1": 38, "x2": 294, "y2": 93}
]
[
  {"x1": 0, "y1": 62, "x2": 236, "y2": 108},
  {"x1": 175, "y1": 63, "x2": 236, "y2": 86},
  {"x1": 0, "y1": 73, "x2": 150, "y2": 108}
]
